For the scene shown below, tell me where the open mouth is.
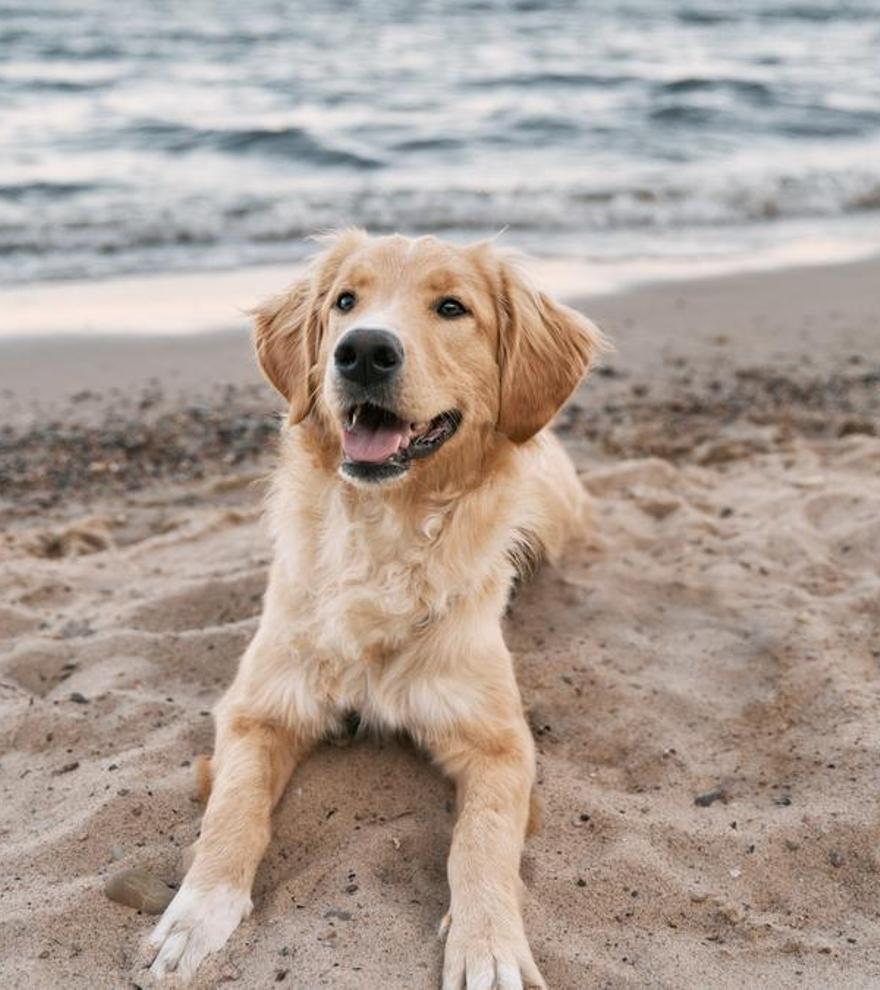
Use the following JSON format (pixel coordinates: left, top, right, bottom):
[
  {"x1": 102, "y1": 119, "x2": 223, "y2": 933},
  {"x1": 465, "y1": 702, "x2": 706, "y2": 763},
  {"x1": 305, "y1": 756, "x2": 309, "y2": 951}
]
[{"x1": 340, "y1": 402, "x2": 461, "y2": 482}]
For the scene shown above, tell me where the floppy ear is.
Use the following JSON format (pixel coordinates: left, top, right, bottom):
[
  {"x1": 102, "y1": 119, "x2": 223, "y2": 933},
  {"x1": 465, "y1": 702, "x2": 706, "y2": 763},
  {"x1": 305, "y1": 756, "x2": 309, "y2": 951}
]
[
  {"x1": 253, "y1": 228, "x2": 366, "y2": 423},
  {"x1": 253, "y1": 279, "x2": 317, "y2": 423},
  {"x1": 497, "y1": 260, "x2": 604, "y2": 443}
]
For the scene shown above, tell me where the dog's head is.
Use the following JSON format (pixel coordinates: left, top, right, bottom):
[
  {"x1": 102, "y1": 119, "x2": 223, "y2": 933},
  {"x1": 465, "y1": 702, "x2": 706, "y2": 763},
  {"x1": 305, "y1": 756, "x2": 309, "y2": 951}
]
[{"x1": 254, "y1": 229, "x2": 603, "y2": 488}]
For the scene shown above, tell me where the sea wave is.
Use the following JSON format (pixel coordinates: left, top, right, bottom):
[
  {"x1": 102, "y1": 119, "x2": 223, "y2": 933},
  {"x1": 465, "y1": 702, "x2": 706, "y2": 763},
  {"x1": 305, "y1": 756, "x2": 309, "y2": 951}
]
[
  {"x1": 126, "y1": 121, "x2": 385, "y2": 169},
  {"x1": 2, "y1": 0, "x2": 880, "y2": 284},
  {"x1": 1, "y1": 162, "x2": 879, "y2": 283}
]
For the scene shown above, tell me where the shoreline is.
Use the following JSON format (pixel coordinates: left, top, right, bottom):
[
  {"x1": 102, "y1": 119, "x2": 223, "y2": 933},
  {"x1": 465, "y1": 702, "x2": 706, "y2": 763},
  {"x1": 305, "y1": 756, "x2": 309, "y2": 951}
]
[
  {"x1": 1, "y1": 235, "x2": 878, "y2": 342},
  {"x1": 2, "y1": 252, "x2": 878, "y2": 423}
]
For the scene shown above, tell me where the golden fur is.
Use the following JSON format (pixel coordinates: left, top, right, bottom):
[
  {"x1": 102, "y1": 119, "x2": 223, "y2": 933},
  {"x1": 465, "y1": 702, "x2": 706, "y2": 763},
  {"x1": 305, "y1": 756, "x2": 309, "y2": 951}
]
[{"x1": 146, "y1": 231, "x2": 603, "y2": 988}]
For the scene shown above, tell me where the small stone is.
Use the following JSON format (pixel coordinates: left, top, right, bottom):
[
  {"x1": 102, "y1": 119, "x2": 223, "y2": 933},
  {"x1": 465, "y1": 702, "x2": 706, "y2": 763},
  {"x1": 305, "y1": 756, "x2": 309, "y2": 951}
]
[
  {"x1": 635, "y1": 493, "x2": 680, "y2": 521},
  {"x1": 104, "y1": 868, "x2": 174, "y2": 914},
  {"x1": 53, "y1": 761, "x2": 80, "y2": 775},
  {"x1": 694, "y1": 788, "x2": 727, "y2": 808},
  {"x1": 828, "y1": 850, "x2": 846, "y2": 868},
  {"x1": 68, "y1": 692, "x2": 89, "y2": 704}
]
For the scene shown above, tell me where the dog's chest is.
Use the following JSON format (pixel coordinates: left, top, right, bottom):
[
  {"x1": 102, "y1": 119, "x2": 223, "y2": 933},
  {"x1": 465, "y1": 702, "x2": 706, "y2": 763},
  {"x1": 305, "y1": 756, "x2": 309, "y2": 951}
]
[
  {"x1": 276, "y1": 508, "x2": 464, "y2": 729},
  {"x1": 309, "y1": 509, "x2": 446, "y2": 660},
  {"x1": 265, "y1": 484, "x2": 510, "y2": 732}
]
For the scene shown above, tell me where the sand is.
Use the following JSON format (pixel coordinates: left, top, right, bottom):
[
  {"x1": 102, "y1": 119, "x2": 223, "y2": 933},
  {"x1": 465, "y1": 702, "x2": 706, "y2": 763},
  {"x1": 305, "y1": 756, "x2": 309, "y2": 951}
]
[{"x1": 1, "y1": 258, "x2": 879, "y2": 989}]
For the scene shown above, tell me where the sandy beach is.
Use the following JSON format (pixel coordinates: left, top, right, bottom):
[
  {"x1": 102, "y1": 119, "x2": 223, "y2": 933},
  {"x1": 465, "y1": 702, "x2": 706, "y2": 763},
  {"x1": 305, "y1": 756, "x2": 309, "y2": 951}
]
[{"x1": 1, "y1": 257, "x2": 879, "y2": 989}]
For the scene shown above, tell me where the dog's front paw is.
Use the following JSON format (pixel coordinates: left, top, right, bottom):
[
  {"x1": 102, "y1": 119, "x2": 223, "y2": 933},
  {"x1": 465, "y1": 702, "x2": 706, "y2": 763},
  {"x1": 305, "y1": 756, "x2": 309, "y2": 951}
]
[
  {"x1": 145, "y1": 881, "x2": 252, "y2": 983},
  {"x1": 439, "y1": 908, "x2": 546, "y2": 990}
]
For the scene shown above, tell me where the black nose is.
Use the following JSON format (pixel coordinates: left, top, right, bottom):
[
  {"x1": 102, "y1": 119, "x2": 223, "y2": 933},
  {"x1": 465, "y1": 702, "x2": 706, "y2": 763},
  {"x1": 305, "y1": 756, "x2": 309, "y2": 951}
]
[{"x1": 334, "y1": 328, "x2": 404, "y2": 387}]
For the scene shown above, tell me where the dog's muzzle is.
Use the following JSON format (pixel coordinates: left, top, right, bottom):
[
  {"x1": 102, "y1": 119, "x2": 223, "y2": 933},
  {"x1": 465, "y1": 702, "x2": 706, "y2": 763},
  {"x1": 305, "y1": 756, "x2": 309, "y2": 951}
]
[{"x1": 332, "y1": 326, "x2": 461, "y2": 485}]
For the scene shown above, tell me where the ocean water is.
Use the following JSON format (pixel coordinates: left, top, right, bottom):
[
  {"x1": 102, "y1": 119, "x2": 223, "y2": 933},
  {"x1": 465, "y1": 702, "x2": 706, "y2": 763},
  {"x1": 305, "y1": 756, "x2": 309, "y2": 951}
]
[{"x1": 1, "y1": 0, "x2": 880, "y2": 286}]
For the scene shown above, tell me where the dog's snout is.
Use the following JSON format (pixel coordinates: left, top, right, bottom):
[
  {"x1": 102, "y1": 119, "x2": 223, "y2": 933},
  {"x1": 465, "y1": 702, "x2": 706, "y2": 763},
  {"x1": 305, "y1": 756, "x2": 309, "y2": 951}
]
[{"x1": 334, "y1": 328, "x2": 404, "y2": 386}]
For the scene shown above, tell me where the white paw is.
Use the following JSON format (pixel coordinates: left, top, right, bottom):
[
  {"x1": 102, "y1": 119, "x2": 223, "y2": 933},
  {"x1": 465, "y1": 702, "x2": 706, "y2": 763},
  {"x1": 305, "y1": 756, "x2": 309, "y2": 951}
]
[
  {"x1": 440, "y1": 910, "x2": 546, "y2": 990},
  {"x1": 145, "y1": 881, "x2": 252, "y2": 983}
]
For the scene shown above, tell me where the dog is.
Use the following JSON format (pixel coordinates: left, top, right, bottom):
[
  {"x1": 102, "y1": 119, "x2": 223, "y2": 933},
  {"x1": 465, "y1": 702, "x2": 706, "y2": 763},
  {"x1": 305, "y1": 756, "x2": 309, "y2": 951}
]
[{"x1": 145, "y1": 230, "x2": 603, "y2": 988}]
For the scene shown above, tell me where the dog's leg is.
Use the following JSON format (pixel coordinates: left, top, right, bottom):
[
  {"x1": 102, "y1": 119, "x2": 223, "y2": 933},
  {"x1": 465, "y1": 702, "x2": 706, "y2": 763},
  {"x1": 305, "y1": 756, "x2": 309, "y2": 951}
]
[
  {"x1": 146, "y1": 710, "x2": 311, "y2": 982},
  {"x1": 430, "y1": 707, "x2": 546, "y2": 990}
]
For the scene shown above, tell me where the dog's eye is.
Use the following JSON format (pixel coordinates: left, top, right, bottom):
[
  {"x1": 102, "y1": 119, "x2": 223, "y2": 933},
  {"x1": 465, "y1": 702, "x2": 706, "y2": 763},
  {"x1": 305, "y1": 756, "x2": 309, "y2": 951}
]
[
  {"x1": 335, "y1": 291, "x2": 357, "y2": 312},
  {"x1": 436, "y1": 297, "x2": 468, "y2": 319}
]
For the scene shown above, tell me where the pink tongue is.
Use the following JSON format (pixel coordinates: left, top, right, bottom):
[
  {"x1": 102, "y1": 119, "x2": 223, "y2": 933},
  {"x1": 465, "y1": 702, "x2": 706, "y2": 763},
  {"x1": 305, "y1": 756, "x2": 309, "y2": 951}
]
[{"x1": 342, "y1": 422, "x2": 406, "y2": 463}]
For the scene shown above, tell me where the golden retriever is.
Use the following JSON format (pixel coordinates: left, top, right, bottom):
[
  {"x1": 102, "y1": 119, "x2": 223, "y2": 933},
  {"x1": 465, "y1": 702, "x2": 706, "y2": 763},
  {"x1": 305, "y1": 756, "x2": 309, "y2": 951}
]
[{"x1": 146, "y1": 230, "x2": 603, "y2": 988}]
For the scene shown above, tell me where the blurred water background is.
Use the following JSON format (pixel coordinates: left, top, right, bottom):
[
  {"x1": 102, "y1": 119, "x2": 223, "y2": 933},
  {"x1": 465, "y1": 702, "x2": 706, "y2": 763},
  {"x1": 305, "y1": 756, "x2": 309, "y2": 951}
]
[{"x1": 2, "y1": 0, "x2": 879, "y2": 287}]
